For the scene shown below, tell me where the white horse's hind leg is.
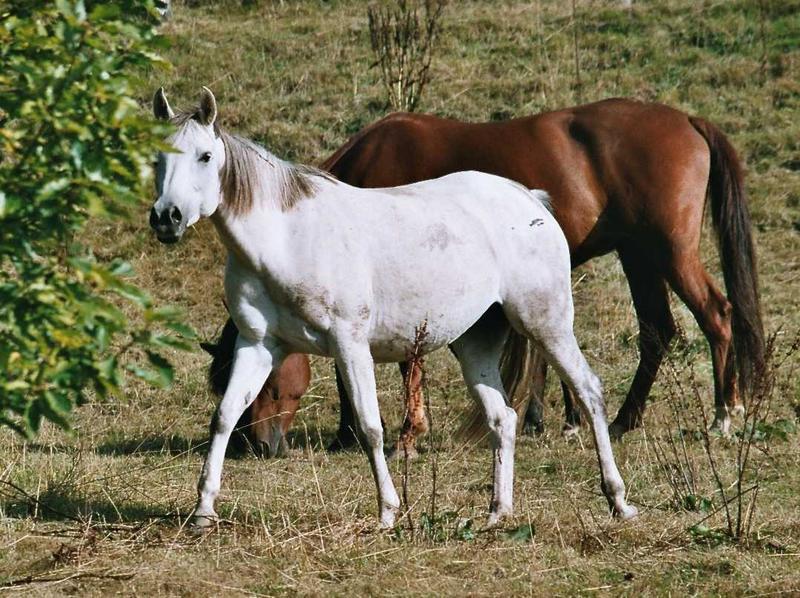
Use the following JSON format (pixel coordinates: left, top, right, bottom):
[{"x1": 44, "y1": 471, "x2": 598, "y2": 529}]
[
  {"x1": 451, "y1": 311, "x2": 517, "y2": 527},
  {"x1": 193, "y1": 337, "x2": 280, "y2": 528},
  {"x1": 537, "y1": 331, "x2": 638, "y2": 520},
  {"x1": 333, "y1": 339, "x2": 400, "y2": 528}
]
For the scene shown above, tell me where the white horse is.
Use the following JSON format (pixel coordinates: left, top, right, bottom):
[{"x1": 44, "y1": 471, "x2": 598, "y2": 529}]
[{"x1": 149, "y1": 87, "x2": 637, "y2": 529}]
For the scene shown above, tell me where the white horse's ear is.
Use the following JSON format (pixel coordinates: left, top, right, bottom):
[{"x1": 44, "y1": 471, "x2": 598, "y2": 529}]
[
  {"x1": 197, "y1": 86, "x2": 217, "y2": 127},
  {"x1": 153, "y1": 87, "x2": 174, "y2": 120}
]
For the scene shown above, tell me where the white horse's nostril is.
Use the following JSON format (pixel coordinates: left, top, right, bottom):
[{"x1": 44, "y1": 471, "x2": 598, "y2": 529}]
[{"x1": 169, "y1": 206, "x2": 182, "y2": 224}]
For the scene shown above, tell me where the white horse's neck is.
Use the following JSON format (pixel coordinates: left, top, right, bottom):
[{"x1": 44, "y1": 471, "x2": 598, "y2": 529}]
[{"x1": 209, "y1": 135, "x2": 332, "y2": 273}]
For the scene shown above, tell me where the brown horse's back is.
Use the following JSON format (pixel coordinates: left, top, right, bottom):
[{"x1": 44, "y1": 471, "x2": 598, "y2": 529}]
[{"x1": 324, "y1": 98, "x2": 709, "y2": 266}]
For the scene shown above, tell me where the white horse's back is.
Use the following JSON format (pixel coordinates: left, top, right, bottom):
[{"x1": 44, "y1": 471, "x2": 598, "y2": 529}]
[{"x1": 278, "y1": 171, "x2": 568, "y2": 360}]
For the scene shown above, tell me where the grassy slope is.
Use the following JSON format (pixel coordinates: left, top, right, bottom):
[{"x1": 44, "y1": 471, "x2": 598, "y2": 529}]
[{"x1": 2, "y1": 0, "x2": 800, "y2": 594}]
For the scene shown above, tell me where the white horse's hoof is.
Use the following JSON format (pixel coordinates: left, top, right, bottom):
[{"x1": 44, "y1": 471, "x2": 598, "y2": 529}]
[
  {"x1": 190, "y1": 511, "x2": 218, "y2": 532},
  {"x1": 379, "y1": 507, "x2": 398, "y2": 529},
  {"x1": 562, "y1": 424, "x2": 581, "y2": 439},
  {"x1": 709, "y1": 418, "x2": 731, "y2": 437},
  {"x1": 485, "y1": 508, "x2": 512, "y2": 529},
  {"x1": 613, "y1": 503, "x2": 639, "y2": 521}
]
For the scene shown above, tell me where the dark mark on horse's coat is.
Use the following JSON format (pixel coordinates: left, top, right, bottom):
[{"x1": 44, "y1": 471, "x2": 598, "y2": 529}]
[{"x1": 529, "y1": 218, "x2": 544, "y2": 227}]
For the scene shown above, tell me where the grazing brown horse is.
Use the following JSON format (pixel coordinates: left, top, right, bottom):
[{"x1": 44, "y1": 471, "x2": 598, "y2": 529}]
[
  {"x1": 202, "y1": 318, "x2": 311, "y2": 457},
  {"x1": 216, "y1": 97, "x2": 765, "y2": 450}
]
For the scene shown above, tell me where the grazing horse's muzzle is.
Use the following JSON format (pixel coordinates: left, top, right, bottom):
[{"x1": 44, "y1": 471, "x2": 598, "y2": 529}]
[{"x1": 149, "y1": 205, "x2": 185, "y2": 244}]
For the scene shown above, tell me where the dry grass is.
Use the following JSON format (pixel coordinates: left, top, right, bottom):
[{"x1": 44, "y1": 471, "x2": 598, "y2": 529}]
[{"x1": 2, "y1": 0, "x2": 800, "y2": 594}]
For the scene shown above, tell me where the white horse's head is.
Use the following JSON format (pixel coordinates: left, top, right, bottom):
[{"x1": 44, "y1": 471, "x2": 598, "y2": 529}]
[{"x1": 150, "y1": 87, "x2": 225, "y2": 243}]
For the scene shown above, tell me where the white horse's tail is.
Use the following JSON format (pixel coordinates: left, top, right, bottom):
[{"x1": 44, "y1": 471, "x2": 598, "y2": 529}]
[{"x1": 530, "y1": 189, "x2": 553, "y2": 215}]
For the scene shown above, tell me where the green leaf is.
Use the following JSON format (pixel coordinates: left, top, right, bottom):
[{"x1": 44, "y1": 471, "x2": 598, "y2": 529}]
[
  {"x1": 164, "y1": 321, "x2": 197, "y2": 340},
  {"x1": 5, "y1": 380, "x2": 30, "y2": 392},
  {"x1": 456, "y1": 518, "x2": 475, "y2": 541},
  {"x1": 146, "y1": 350, "x2": 174, "y2": 387},
  {"x1": 109, "y1": 260, "x2": 134, "y2": 277},
  {"x1": 24, "y1": 401, "x2": 44, "y2": 437},
  {"x1": 45, "y1": 390, "x2": 73, "y2": 416},
  {"x1": 148, "y1": 333, "x2": 194, "y2": 351},
  {"x1": 683, "y1": 494, "x2": 713, "y2": 514},
  {"x1": 36, "y1": 178, "x2": 71, "y2": 201},
  {"x1": 127, "y1": 364, "x2": 163, "y2": 387},
  {"x1": 145, "y1": 305, "x2": 182, "y2": 322},
  {"x1": 89, "y1": 4, "x2": 121, "y2": 20}
]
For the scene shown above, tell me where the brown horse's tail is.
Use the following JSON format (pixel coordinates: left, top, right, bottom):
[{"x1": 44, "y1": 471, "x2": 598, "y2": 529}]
[
  {"x1": 456, "y1": 329, "x2": 534, "y2": 443},
  {"x1": 690, "y1": 116, "x2": 766, "y2": 396}
]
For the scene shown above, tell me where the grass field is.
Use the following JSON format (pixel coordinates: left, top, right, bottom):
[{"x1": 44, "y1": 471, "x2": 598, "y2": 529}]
[{"x1": 2, "y1": 0, "x2": 800, "y2": 594}]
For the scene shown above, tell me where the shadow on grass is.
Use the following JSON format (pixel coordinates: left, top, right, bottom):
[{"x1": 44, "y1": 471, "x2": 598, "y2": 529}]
[
  {"x1": 0, "y1": 484, "x2": 182, "y2": 525},
  {"x1": 95, "y1": 435, "x2": 207, "y2": 457},
  {"x1": 94, "y1": 428, "x2": 347, "y2": 459}
]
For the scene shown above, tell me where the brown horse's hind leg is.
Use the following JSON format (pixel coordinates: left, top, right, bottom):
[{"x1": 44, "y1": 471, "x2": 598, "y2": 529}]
[
  {"x1": 665, "y1": 254, "x2": 739, "y2": 433},
  {"x1": 609, "y1": 249, "x2": 677, "y2": 438},
  {"x1": 522, "y1": 351, "x2": 547, "y2": 435},
  {"x1": 328, "y1": 365, "x2": 360, "y2": 452},
  {"x1": 392, "y1": 360, "x2": 428, "y2": 459},
  {"x1": 561, "y1": 382, "x2": 583, "y2": 436}
]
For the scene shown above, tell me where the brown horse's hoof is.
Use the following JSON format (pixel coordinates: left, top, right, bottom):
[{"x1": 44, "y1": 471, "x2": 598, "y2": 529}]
[
  {"x1": 327, "y1": 433, "x2": 360, "y2": 453},
  {"x1": 522, "y1": 420, "x2": 545, "y2": 436},
  {"x1": 608, "y1": 420, "x2": 630, "y2": 441},
  {"x1": 387, "y1": 443, "x2": 419, "y2": 461}
]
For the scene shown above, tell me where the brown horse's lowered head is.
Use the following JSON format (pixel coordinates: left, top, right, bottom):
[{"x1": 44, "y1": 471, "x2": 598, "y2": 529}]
[{"x1": 201, "y1": 318, "x2": 311, "y2": 457}]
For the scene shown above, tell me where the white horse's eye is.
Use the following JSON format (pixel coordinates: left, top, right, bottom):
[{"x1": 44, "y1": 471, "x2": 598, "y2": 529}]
[{"x1": 199, "y1": 152, "x2": 212, "y2": 163}]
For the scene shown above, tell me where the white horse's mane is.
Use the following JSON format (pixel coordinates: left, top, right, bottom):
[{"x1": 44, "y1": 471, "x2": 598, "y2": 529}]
[{"x1": 172, "y1": 110, "x2": 334, "y2": 214}]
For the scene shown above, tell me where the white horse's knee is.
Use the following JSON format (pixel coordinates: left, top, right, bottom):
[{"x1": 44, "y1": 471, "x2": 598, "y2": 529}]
[
  {"x1": 589, "y1": 372, "x2": 603, "y2": 397},
  {"x1": 213, "y1": 408, "x2": 240, "y2": 437},
  {"x1": 214, "y1": 390, "x2": 256, "y2": 435},
  {"x1": 486, "y1": 406, "x2": 517, "y2": 444},
  {"x1": 359, "y1": 419, "x2": 384, "y2": 448},
  {"x1": 575, "y1": 373, "x2": 607, "y2": 419}
]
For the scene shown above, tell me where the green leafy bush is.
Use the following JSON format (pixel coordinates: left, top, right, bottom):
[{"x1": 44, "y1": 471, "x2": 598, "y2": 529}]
[{"x1": 0, "y1": 1, "x2": 192, "y2": 436}]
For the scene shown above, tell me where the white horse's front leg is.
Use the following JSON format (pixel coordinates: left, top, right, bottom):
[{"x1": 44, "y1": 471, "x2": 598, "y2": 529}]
[
  {"x1": 334, "y1": 340, "x2": 400, "y2": 528},
  {"x1": 193, "y1": 336, "x2": 282, "y2": 529}
]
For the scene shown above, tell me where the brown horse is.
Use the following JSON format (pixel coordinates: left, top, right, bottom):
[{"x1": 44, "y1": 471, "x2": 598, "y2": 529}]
[
  {"x1": 216, "y1": 97, "x2": 765, "y2": 451},
  {"x1": 201, "y1": 318, "x2": 311, "y2": 457},
  {"x1": 326, "y1": 98, "x2": 765, "y2": 445}
]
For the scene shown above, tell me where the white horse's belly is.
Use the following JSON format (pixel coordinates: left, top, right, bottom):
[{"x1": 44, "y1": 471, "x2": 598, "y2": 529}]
[
  {"x1": 367, "y1": 303, "x2": 493, "y2": 362},
  {"x1": 366, "y1": 269, "x2": 501, "y2": 362}
]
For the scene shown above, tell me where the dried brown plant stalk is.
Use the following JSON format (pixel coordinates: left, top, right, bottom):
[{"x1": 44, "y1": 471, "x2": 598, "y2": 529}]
[
  {"x1": 399, "y1": 320, "x2": 430, "y2": 536},
  {"x1": 367, "y1": 0, "x2": 446, "y2": 112},
  {"x1": 652, "y1": 326, "x2": 793, "y2": 544}
]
